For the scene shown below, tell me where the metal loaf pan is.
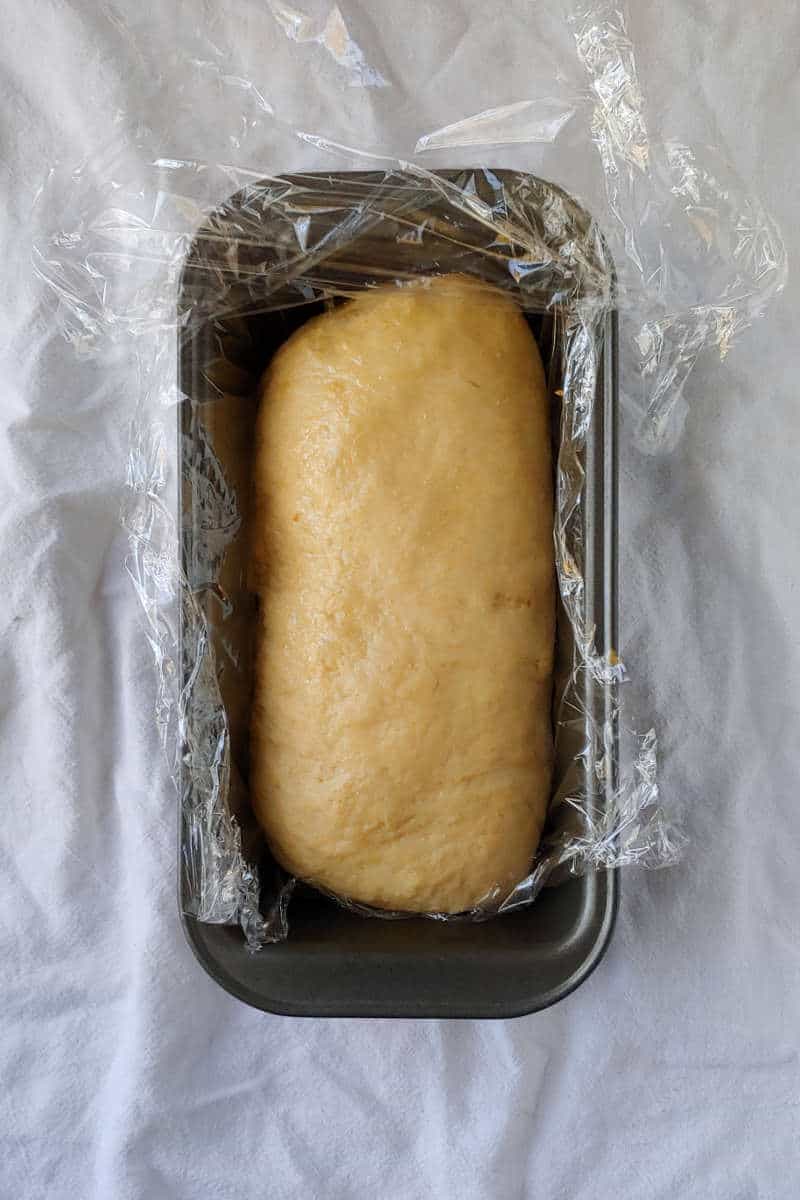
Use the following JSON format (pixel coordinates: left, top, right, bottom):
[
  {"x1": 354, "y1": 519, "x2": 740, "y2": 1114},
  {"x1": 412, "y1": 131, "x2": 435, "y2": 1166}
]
[{"x1": 178, "y1": 169, "x2": 618, "y2": 1018}]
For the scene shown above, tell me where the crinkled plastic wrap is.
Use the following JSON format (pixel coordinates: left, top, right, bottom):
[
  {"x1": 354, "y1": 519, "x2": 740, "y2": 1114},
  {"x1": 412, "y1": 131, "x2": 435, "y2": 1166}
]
[{"x1": 32, "y1": 0, "x2": 785, "y2": 947}]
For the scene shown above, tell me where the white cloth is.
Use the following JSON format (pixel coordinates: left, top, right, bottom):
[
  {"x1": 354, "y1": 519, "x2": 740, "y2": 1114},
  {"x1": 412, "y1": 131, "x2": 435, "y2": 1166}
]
[{"x1": 2, "y1": 3, "x2": 799, "y2": 1197}]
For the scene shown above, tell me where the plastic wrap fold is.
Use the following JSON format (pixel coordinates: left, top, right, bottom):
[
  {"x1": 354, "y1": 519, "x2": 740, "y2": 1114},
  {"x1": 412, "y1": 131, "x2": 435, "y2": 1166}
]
[{"x1": 32, "y1": 0, "x2": 785, "y2": 945}]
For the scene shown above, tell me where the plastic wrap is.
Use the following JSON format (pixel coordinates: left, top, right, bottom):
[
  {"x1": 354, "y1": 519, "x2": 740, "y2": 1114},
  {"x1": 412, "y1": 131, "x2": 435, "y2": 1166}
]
[{"x1": 31, "y1": 0, "x2": 785, "y2": 947}]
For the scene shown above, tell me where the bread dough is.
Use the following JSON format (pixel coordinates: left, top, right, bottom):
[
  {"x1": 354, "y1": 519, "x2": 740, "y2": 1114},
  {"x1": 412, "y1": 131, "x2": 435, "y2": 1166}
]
[{"x1": 250, "y1": 274, "x2": 554, "y2": 913}]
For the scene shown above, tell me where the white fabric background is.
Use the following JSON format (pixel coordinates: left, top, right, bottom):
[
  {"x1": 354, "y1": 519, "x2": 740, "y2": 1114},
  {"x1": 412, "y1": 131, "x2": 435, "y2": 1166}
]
[{"x1": 2, "y1": 2, "x2": 799, "y2": 1197}]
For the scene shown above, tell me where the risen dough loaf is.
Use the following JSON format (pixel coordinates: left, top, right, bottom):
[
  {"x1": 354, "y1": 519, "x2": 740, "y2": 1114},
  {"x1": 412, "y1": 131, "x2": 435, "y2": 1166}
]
[{"x1": 250, "y1": 274, "x2": 554, "y2": 913}]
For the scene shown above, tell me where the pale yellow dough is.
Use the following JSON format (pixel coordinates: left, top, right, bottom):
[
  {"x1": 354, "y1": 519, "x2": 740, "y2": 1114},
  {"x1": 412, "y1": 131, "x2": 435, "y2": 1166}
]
[{"x1": 250, "y1": 275, "x2": 554, "y2": 913}]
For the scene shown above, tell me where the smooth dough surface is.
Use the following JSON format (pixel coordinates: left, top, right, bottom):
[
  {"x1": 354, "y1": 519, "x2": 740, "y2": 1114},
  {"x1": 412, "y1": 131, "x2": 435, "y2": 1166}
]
[{"x1": 250, "y1": 275, "x2": 554, "y2": 913}]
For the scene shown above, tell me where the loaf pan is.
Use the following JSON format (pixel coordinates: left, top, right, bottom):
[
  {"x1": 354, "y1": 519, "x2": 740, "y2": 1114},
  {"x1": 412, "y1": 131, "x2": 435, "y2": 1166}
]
[{"x1": 178, "y1": 169, "x2": 618, "y2": 1018}]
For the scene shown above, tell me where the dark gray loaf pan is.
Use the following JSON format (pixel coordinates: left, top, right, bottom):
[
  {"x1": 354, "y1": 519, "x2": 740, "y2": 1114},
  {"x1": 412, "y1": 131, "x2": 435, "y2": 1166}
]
[{"x1": 178, "y1": 169, "x2": 619, "y2": 1018}]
